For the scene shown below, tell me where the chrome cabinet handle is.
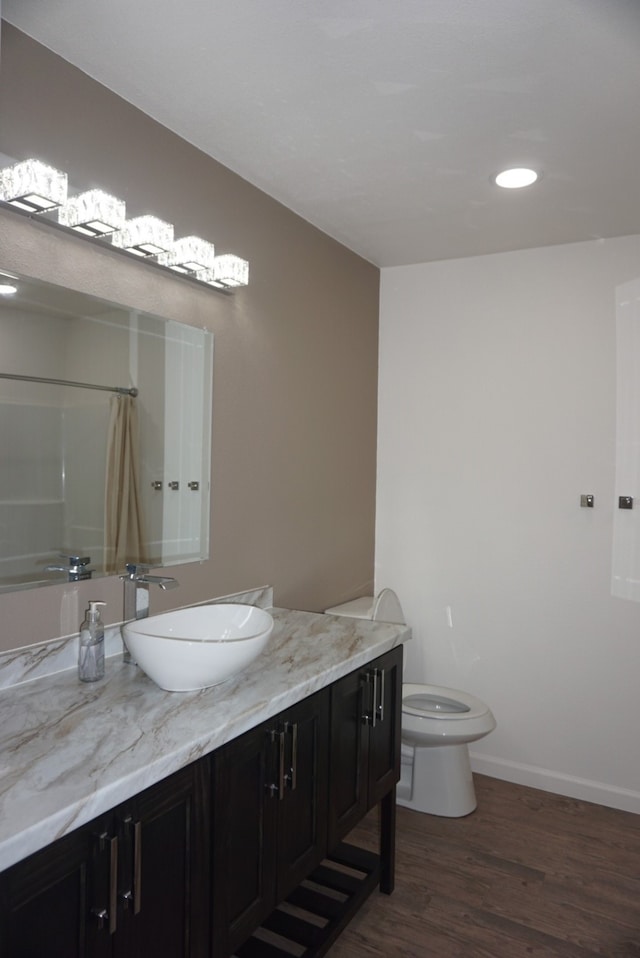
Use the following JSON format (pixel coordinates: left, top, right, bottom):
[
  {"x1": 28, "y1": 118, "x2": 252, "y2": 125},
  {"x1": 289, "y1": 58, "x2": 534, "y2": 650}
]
[
  {"x1": 121, "y1": 817, "x2": 143, "y2": 915},
  {"x1": 361, "y1": 671, "x2": 374, "y2": 726},
  {"x1": 376, "y1": 668, "x2": 385, "y2": 724},
  {"x1": 284, "y1": 722, "x2": 298, "y2": 791},
  {"x1": 362, "y1": 668, "x2": 385, "y2": 726},
  {"x1": 278, "y1": 729, "x2": 286, "y2": 800},
  {"x1": 91, "y1": 831, "x2": 117, "y2": 934},
  {"x1": 266, "y1": 729, "x2": 284, "y2": 799},
  {"x1": 370, "y1": 669, "x2": 379, "y2": 727},
  {"x1": 133, "y1": 820, "x2": 142, "y2": 914},
  {"x1": 168, "y1": 481, "x2": 179, "y2": 490},
  {"x1": 109, "y1": 835, "x2": 118, "y2": 935},
  {"x1": 188, "y1": 481, "x2": 200, "y2": 491}
]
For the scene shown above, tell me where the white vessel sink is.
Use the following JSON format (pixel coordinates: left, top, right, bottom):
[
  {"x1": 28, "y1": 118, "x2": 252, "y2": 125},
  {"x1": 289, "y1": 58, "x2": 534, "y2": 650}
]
[{"x1": 122, "y1": 604, "x2": 274, "y2": 692}]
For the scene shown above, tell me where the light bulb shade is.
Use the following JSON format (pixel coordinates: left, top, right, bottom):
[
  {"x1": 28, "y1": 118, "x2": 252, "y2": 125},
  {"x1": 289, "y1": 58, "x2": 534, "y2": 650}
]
[
  {"x1": 0, "y1": 158, "x2": 68, "y2": 212},
  {"x1": 111, "y1": 215, "x2": 174, "y2": 256},
  {"x1": 156, "y1": 235, "x2": 216, "y2": 273},
  {"x1": 198, "y1": 254, "x2": 249, "y2": 288},
  {"x1": 58, "y1": 189, "x2": 126, "y2": 236}
]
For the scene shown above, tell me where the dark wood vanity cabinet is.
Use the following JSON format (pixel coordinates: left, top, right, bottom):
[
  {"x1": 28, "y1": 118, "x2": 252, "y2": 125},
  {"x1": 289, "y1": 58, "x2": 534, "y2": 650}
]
[
  {"x1": 210, "y1": 689, "x2": 329, "y2": 958},
  {"x1": 0, "y1": 643, "x2": 403, "y2": 958},
  {"x1": 213, "y1": 645, "x2": 403, "y2": 957},
  {"x1": 0, "y1": 761, "x2": 210, "y2": 958},
  {"x1": 327, "y1": 646, "x2": 403, "y2": 850}
]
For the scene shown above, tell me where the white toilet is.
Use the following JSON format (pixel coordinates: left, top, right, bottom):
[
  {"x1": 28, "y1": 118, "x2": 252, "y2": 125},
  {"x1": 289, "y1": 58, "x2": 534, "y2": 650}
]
[{"x1": 325, "y1": 589, "x2": 496, "y2": 817}]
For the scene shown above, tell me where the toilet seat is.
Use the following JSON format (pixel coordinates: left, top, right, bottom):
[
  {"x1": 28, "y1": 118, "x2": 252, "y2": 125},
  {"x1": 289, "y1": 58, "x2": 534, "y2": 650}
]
[
  {"x1": 402, "y1": 683, "x2": 489, "y2": 721},
  {"x1": 401, "y1": 682, "x2": 496, "y2": 749},
  {"x1": 404, "y1": 692, "x2": 470, "y2": 715}
]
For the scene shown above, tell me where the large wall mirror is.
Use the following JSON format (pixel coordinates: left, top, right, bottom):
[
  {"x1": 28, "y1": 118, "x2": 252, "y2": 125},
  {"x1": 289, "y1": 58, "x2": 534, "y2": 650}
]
[{"x1": 0, "y1": 268, "x2": 213, "y2": 593}]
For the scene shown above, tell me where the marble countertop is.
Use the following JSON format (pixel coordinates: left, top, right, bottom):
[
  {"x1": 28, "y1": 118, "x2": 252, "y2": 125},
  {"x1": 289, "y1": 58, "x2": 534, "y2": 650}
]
[{"x1": 0, "y1": 605, "x2": 409, "y2": 872}]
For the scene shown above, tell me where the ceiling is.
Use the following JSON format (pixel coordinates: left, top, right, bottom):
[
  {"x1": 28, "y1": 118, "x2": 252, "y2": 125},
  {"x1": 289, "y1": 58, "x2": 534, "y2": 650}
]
[{"x1": 3, "y1": 0, "x2": 640, "y2": 267}]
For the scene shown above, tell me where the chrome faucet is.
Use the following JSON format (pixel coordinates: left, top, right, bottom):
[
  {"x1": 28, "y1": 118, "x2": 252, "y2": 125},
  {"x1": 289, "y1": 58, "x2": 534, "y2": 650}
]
[
  {"x1": 121, "y1": 562, "x2": 179, "y2": 663},
  {"x1": 44, "y1": 553, "x2": 93, "y2": 581}
]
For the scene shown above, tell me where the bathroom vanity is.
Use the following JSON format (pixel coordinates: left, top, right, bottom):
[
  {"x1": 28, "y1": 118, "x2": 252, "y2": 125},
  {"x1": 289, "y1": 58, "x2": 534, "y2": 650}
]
[{"x1": 0, "y1": 604, "x2": 408, "y2": 957}]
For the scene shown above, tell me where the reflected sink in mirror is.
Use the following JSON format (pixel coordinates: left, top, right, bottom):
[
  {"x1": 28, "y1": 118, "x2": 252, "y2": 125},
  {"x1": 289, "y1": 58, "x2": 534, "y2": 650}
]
[{"x1": 122, "y1": 604, "x2": 274, "y2": 691}]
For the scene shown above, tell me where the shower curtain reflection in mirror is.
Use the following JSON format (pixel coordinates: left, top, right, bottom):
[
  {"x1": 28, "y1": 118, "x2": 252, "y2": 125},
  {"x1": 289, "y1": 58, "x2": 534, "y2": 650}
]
[{"x1": 104, "y1": 394, "x2": 148, "y2": 574}]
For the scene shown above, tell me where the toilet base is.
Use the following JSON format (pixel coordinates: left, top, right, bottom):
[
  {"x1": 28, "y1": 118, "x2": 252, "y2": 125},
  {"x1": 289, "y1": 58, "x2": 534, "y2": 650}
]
[{"x1": 397, "y1": 742, "x2": 477, "y2": 817}]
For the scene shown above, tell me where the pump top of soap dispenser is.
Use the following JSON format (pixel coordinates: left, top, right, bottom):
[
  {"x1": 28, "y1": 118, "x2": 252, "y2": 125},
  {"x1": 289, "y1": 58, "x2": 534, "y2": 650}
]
[{"x1": 86, "y1": 600, "x2": 106, "y2": 620}]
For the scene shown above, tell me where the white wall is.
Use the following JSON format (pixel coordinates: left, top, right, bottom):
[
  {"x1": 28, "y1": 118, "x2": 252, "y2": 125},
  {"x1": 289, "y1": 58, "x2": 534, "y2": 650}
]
[{"x1": 377, "y1": 235, "x2": 640, "y2": 813}]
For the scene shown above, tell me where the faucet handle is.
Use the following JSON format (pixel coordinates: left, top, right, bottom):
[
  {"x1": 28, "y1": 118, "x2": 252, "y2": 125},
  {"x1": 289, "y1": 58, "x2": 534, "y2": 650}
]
[
  {"x1": 124, "y1": 562, "x2": 152, "y2": 578},
  {"x1": 63, "y1": 554, "x2": 91, "y2": 568}
]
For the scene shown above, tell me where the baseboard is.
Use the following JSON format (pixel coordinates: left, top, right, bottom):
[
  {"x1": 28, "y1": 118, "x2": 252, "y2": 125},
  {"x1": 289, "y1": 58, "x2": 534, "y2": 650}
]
[{"x1": 469, "y1": 750, "x2": 640, "y2": 815}]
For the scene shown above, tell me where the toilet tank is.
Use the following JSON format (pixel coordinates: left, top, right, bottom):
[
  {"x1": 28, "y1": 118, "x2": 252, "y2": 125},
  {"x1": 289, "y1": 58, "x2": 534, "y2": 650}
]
[{"x1": 325, "y1": 588, "x2": 405, "y2": 625}]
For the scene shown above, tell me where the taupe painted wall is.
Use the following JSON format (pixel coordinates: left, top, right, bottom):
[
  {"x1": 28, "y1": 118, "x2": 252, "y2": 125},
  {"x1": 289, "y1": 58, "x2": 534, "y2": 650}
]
[{"x1": 0, "y1": 24, "x2": 379, "y2": 651}]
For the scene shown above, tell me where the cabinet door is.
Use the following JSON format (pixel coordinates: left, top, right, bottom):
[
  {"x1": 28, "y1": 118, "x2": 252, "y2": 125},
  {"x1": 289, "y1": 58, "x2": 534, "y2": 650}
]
[
  {"x1": 276, "y1": 689, "x2": 329, "y2": 899},
  {"x1": 366, "y1": 645, "x2": 403, "y2": 807},
  {"x1": 211, "y1": 721, "x2": 277, "y2": 958},
  {"x1": 0, "y1": 814, "x2": 115, "y2": 958},
  {"x1": 328, "y1": 645, "x2": 404, "y2": 847},
  {"x1": 327, "y1": 665, "x2": 369, "y2": 847},
  {"x1": 117, "y1": 760, "x2": 210, "y2": 958}
]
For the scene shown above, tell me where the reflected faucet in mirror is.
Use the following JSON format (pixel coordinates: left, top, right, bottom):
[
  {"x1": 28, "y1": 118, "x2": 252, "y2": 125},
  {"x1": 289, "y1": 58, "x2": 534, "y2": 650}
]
[
  {"x1": 121, "y1": 562, "x2": 179, "y2": 664},
  {"x1": 43, "y1": 553, "x2": 93, "y2": 581}
]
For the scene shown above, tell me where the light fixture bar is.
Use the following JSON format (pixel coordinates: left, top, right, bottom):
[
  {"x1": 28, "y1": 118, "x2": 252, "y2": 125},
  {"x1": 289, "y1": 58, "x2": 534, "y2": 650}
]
[
  {"x1": 0, "y1": 158, "x2": 67, "y2": 212},
  {"x1": 0, "y1": 157, "x2": 249, "y2": 291},
  {"x1": 156, "y1": 235, "x2": 216, "y2": 273},
  {"x1": 58, "y1": 189, "x2": 126, "y2": 236}
]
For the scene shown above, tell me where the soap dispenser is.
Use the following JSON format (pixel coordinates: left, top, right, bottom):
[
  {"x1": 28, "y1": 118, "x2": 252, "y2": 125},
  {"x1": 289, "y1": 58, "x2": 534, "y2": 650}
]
[{"x1": 79, "y1": 601, "x2": 106, "y2": 682}]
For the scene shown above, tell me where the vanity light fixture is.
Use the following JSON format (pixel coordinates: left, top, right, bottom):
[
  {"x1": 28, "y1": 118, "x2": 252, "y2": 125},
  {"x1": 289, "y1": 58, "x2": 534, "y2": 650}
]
[
  {"x1": 0, "y1": 158, "x2": 68, "y2": 212},
  {"x1": 156, "y1": 235, "x2": 216, "y2": 274},
  {"x1": 197, "y1": 254, "x2": 249, "y2": 289},
  {"x1": 0, "y1": 156, "x2": 249, "y2": 291},
  {"x1": 493, "y1": 167, "x2": 539, "y2": 189},
  {"x1": 111, "y1": 215, "x2": 175, "y2": 256},
  {"x1": 0, "y1": 283, "x2": 17, "y2": 296},
  {"x1": 57, "y1": 189, "x2": 126, "y2": 236}
]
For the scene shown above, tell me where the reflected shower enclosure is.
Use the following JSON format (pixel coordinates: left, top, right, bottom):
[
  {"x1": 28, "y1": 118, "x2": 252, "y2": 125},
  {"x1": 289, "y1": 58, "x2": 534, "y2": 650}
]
[{"x1": 0, "y1": 271, "x2": 213, "y2": 592}]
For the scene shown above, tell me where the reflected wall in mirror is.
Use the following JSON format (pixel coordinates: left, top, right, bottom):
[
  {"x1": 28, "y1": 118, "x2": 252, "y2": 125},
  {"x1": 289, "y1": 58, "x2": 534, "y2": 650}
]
[{"x1": 0, "y1": 270, "x2": 213, "y2": 593}]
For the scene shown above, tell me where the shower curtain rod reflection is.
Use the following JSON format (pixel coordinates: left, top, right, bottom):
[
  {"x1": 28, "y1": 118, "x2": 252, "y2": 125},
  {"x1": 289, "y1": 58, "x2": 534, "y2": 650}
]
[{"x1": 0, "y1": 372, "x2": 138, "y2": 397}]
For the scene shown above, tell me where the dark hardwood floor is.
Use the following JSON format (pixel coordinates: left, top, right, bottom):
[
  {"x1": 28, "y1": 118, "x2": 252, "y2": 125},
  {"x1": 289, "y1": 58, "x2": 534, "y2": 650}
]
[{"x1": 328, "y1": 774, "x2": 640, "y2": 957}]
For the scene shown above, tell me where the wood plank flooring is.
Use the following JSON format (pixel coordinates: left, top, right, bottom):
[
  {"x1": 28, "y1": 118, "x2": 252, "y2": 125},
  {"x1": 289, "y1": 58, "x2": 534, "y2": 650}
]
[{"x1": 328, "y1": 775, "x2": 640, "y2": 957}]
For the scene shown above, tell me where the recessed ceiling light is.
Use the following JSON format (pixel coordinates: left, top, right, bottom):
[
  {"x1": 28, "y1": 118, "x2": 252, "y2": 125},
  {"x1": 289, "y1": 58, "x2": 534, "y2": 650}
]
[
  {"x1": 494, "y1": 168, "x2": 539, "y2": 189},
  {"x1": 0, "y1": 283, "x2": 17, "y2": 296}
]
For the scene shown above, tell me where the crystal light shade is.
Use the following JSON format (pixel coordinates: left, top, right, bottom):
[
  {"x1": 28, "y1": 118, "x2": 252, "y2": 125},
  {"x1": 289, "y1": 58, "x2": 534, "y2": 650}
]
[
  {"x1": 57, "y1": 189, "x2": 126, "y2": 236},
  {"x1": 0, "y1": 158, "x2": 68, "y2": 212},
  {"x1": 156, "y1": 235, "x2": 216, "y2": 273},
  {"x1": 111, "y1": 215, "x2": 174, "y2": 256},
  {"x1": 198, "y1": 254, "x2": 249, "y2": 288}
]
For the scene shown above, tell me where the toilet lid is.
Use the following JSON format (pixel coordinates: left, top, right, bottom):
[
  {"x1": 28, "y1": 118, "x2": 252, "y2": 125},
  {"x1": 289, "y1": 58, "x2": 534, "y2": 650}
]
[
  {"x1": 404, "y1": 693, "x2": 470, "y2": 714},
  {"x1": 372, "y1": 588, "x2": 405, "y2": 624}
]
